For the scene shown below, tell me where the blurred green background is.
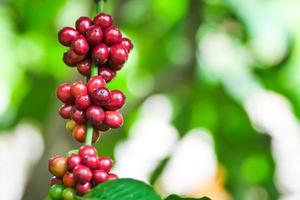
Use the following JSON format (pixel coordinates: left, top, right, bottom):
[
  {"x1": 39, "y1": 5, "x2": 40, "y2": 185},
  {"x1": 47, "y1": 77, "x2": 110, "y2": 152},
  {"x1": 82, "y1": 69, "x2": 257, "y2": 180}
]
[{"x1": 1, "y1": 0, "x2": 300, "y2": 199}]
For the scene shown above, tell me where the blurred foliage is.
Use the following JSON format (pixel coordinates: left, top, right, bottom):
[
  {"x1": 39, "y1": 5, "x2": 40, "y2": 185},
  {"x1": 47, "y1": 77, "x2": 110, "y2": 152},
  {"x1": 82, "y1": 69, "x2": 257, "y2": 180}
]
[{"x1": 1, "y1": 0, "x2": 300, "y2": 199}]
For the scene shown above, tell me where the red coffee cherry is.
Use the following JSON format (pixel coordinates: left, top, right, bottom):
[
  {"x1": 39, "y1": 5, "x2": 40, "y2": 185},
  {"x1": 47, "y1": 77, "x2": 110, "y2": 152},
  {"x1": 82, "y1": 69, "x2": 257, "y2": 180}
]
[
  {"x1": 67, "y1": 49, "x2": 86, "y2": 63},
  {"x1": 50, "y1": 176, "x2": 62, "y2": 186},
  {"x1": 76, "y1": 16, "x2": 93, "y2": 34},
  {"x1": 96, "y1": 123, "x2": 111, "y2": 132},
  {"x1": 75, "y1": 94, "x2": 91, "y2": 110},
  {"x1": 59, "y1": 104, "x2": 72, "y2": 119},
  {"x1": 71, "y1": 81, "x2": 88, "y2": 98},
  {"x1": 105, "y1": 90, "x2": 125, "y2": 110},
  {"x1": 120, "y1": 38, "x2": 133, "y2": 52},
  {"x1": 86, "y1": 105, "x2": 105, "y2": 126},
  {"x1": 77, "y1": 59, "x2": 91, "y2": 76},
  {"x1": 71, "y1": 35, "x2": 90, "y2": 55},
  {"x1": 104, "y1": 26, "x2": 122, "y2": 45},
  {"x1": 86, "y1": 25, "x2": 103, "y2": 46},
  {"x1": 98, "y1": 157, "x2": 113, "y2": 172},
  {"x1": 76, "y1": 182, "x2": 92, "y2": 195},
  {"x1": 93, "y1": 13, "x2": 113, "y2": 29},
  {"x1": 71, "y1": 107, "x2": 86, "y2": 124},
  {"x1": 92, "y1": 43, "x2": 109, "y2": 65},
  {"x1": 109, "y1": 44, "x2": 128, "y2": 70},
  {"x1": 104, "y1": 111, "x2": 123, "y2": 128},
  {"x1": 82, "y1": 156, "x2": 100, "y2": 170},
  {"x1": 63, "y1": 52, "x2": 77, "y2": 67},
  {"x1": 91, "y1": 87, "x2": 111, "y2": 106},
  {"x1": 73, "y1": 165, "x2": 93, "y2": 184},
  {"x1": 63, "y1": 172, "x2": 76, "y2": 187},
  {"x1": 67, "y1": 154, "x2": 82, "y2": 171},
  {"x1": 93, "y1": 169, "x2": 109, "y2": 184},
  {"x1": 79, "y1": 145, "x2": 98, "y2": 158},
  {"x1": 108, "y1": 173, "x2": 118, "y2": 180},
  {"x1": 58, "y1": 27, "x2": 79, "y2": 46},
  {"x1": 56, "y1": 83, "x2": 74, "y2": 104},
  {"x1": 87, "y1": 76, "x2": 106, "y2": 94},
  {"x1": 48, "y1": 155, "x2": 67, "y2": 178},
  {"x1": 98, "y1": 67, "x2": 116, "y2": 82}
]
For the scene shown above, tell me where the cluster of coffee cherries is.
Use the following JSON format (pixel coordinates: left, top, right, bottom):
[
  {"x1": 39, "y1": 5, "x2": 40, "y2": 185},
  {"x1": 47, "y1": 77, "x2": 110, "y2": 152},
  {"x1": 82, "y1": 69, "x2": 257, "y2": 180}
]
[
  {"x1": 48, "y1": 145, "x2": 117, "y2": 199},
  {"x1": 56, "y1": 74, "x2": 125, "y2": 139},
  {"x1": 59, "y1": 13, "x2": 133, "y2": 77}
]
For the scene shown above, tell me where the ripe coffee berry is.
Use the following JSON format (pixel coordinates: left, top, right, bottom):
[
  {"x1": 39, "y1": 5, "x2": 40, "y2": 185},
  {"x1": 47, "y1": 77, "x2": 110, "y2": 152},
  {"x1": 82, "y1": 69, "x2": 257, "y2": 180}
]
[
  {"x1": 109, "y1": 44, "x2": 128, "y2": 69},
  {"x1": 86, "y1": 105, "x2": 105, "y2": 125},
  {"x1": 96, "y1": 123, "x2": 110, "y2": 132},
  {"x1": 105, "y1": 90, "x2": 125, "y2": 110},
  {"x1": 87, "y1": 75, "x2": 106, "y2": 94},
  {"x1": 76, "y1": 16, "x2": 93, "y2": 34},
  {"x1": 63, "y1": 52, "x2": 77, "y2": 67},
  {"x1": 48, "y1": 155, "x2": 67, "y2": 178},
  {"x1": 59, "y1": 104, "x2": 72, "y2": 119},
  {"x1": 104, "y1": 26, "x2": 122, "y2": 45},
  {"x1": 57, "y1": 83, "x2": 74, "y2": 104},
  {"x1": 67, "y1": 49, "x2": 86, "y2": 63},
  {"x1": 63, "y1": 172, "x2": 76, "y2": 187},
  {"x1": 82, "y1": 155, "x2": 100, "y2": 170},
  {"x1": 50, "y1": 176, "x2": 62, "y2": 186},
  {"x1": 98, "y1": 157, "x2": 113, "y2": 172},
  {"x1": 58, "y1": 27, "x2": 79, "y2": 46},
  {"x1": 86, "y1": 25, "x2": 103, "y2": 46},
  {"x1": 75, "y1": 95, "x2": 91, "y2": 110},
  {"x1": 104, "y1": 111, "x2": 124, "y2": 128},
  {"x1": 92, "y1": 43, "x2": 109, "y2": 64},
  {"x1": 71, "y1": 81, "x2": 87, "y2": 98},
  {"x1": 91, "y1": 87, "x2": 111, "y2": 106},
  {"x1": 79, "y1": 145, "x2": 98, "y2": 158},
  {"x1": 76, "y1": 182, "x2": 92, "y2": 195},
  {"x1": 77, "y1": 59, "x2": 91, "y2": 76},
  {"x1": 93, "y1": 13, "x2": 113, "y2": 28},
  {"x1": 73, "y1": 165, "x2": 93, "y2": 184},
  {"x1": 120, "y1": 38, "x2": 133, "y2": 52},
  {"x1": 108, "y1": 173, "x2": 118, "y2": 180},
  {"x1": 71, "y1": 107, "x2": 86, "y2": 124},
  {"x1": 93, "y1": 169, "x2": 109, "y2": 184},
  {"x1": 99, "y1": 67, "x2": 116, "y2": 82},
  {"x1": 71, "y1": 35, "x2": 90, "y2": 55},
  {"x1": 67, "y1": 154, "x2": 82, "y2": 171}
]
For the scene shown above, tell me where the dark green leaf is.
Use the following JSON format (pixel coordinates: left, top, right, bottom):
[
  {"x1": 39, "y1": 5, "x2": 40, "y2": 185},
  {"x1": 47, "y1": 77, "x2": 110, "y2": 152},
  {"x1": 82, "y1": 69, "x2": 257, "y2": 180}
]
[{"x1": 165, "y1": 194, "x2": 211, "y2": 200}]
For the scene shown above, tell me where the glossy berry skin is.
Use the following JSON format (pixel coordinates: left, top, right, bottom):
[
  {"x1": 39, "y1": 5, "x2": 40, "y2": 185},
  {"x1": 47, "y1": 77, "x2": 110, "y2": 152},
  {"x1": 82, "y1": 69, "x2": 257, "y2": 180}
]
[
  {"x1": 73, "y1": 165, "x2": 93, "y2": 184},
  {"x1": 72, "y1": 124, "x2": 87, "y2": 143},
  {"x1": 71, "y1": 35, "x2": 89, "y2": 55},
  {"x1": 108, "y1": 173, "x2": 118, "y2": 180},
  {"x1": 105, "y1": 90, "x2": 125, "y2": 110},
  {"x1": 49, "y1": 184, "x2": 65, "y2": 200},
  {"x1": 56, "y1": 83, "x2": 74, "y2": 104},
  {"x1": 75, "y1": 95, "x2": 91, "y2": 110},
  {"x1": 96, "y1": 123, "x2": 110, "y2": 132},
  {"x1": 58, "y1": 27, "x2": 79, "y2": 46},
  {"x1": 67, "y1": 49, "x2": 86, "y2": 63},
  {"x1": 109, "y1": 44, "x2": 128, "y2": 70},
  {"x1": 62, "y1": 188, "x2": 76, "y2": 200},
  {"x1": 104, "y1": 111, "x2": 124, "y2": 128},
  {"x1": 86, "y1": 105, "x2": 105, "y2": 126},
  {"x1": 86, "y1": 25, "x2": 103, "y2": 46},
  {"x1": 63, "y1": 52, "x2": 77, "y2": 67},
  {"x1": 87, "y1": 76, "x2": 106, "y2": 94},
  {"x1": 59, "y1": 104, "x2": 72, "y2": 119},
  {"x1": 82, "y1": 156, "x2": 100, "y2": 170},
  {"x1": 98, "y1": 157, "x2": 113, "y2": 172},
  {"x1": 99, "y1": 67, "x2": 116, "y2": 82},
  {"x1": 76, "y1": 182, "x2": 92, "y2": 195},
  {"x1": 93, "y1": 13, "x2": 113, "y2": 28},
  {"x1": 48, "y1": 156, "x2": 67, "y2": 178},
  {"x1": 79, "y1": 145, "x2": 98, "y2": 158},
  {"x1": 77, "y1": 59, "x2": 91, "y2": 76},
  {"x1": 76, "y1": 16, "x2": 93, "y2": 34},
  {"x1": 71, "y1": 107, "x2": 86, "y2": 124},
  {"x1": 91, "y1": 87, "x2": 111, "y2": 106},
  {"x1": 92, "y1": 43, "x2": 109, "y2": 65},
  {"x1": 104, "y1": 26, "x2": 122, "y2": 45},
  {"x1": 93, "y1": 169, "x2": 109, "y2": 184},
  {"x1": 50, "y1": 176, "x2": 62, "y2": 186},
  {"x1": 120, "y1": 38, "x2": 133, "y2": 52},
  {"x1": 63, "y1": 172, "x2": 76, "y2": 187},
  {"x1": 71, "y1": 81, "x2": 88, "y2": 98},
  {"x1": 67, "y1": 154, "x2": 82, "y2": 171}
]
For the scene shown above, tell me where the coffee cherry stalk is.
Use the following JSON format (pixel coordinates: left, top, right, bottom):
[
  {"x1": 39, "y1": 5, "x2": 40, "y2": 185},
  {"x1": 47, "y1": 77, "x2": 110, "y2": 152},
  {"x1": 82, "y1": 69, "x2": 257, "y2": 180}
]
[{"x1": 47, "y1": 0, "x2": 133, "y2": 199}]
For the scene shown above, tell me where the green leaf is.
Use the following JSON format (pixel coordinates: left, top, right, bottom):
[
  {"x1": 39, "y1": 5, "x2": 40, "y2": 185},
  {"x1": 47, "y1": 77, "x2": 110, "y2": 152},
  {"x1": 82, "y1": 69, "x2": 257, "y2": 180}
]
[
  {"x1": 78, "y1": 178, "x2": 162, "y2": 200},
  {"x1": 165, "y1": 195, "x2": 211, "y2": 200}
]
